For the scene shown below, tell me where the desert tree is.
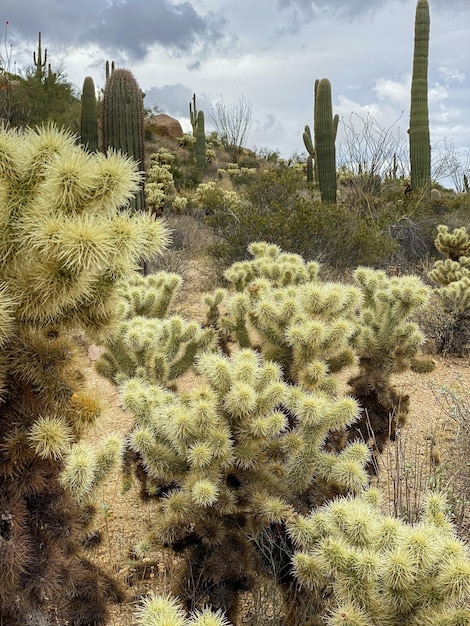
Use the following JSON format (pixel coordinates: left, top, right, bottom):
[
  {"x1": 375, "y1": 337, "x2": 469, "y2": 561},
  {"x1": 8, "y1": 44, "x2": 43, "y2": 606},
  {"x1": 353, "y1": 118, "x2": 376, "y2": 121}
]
[
  {"x1": 211, "y1": 94, "x2": 253, "y2": 162},
  {"x1": 336, "y1": 111, "x2": 409, "y2": 196}
]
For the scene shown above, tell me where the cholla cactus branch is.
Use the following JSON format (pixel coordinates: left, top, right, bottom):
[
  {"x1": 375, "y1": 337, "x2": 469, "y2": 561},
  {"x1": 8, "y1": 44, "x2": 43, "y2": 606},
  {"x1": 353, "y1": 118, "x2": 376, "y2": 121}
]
[{"x1": 289, "y1": 490, "x2": 470, "y2": 625}]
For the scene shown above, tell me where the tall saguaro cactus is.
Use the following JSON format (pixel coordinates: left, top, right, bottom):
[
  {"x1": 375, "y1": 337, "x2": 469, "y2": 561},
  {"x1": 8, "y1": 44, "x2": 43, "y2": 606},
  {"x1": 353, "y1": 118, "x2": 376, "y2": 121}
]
[
  {"x1": 196, "y1": 109, "x2": 206, "y2": 178},
  {"x1": 302, "y1": 124, "x2": 315, "y2": 183},
  {"x1": 102, "y1": 68, "x2": 146, "y2": 211},
  {"x1": 80, "y1": 76, "x2": 98, "y2": 152},
  {"x1": 33, "y1": 31, "x2": 47, "y2": 80},
  {"x1": 409, "y1": 0, "x2": 431, "y2": 193},
  {"x1": 314, "y1": 78, "x2": 338, "y2": 204}
]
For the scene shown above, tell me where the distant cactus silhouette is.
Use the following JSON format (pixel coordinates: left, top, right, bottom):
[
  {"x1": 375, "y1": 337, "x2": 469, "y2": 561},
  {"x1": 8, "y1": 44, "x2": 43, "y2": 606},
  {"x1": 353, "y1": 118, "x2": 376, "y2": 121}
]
[{"x1": 80, "y1": 75, "x2": 98, "y2": 152}]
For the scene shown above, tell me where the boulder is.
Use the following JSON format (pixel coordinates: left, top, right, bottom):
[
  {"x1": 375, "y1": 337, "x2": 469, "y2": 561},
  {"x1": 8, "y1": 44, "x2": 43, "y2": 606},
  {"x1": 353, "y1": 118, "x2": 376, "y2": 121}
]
[{"x1": 145, "y1": 114, "x2": 183, "y2": 139}]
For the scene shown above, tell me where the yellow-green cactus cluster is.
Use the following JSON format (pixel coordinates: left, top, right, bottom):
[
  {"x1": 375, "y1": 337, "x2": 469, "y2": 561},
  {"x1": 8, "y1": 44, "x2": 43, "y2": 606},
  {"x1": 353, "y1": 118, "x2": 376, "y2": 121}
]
[
  {"x1": 433, "y1": 225, "x2": 470, "y2": 261},
  {"x1": 136, "y1": 594, "x2": 231, "y2": 626},
  {"x1": 212, "y1": 243, "x2": 360, "y2": 391},
  {"x1": 0, "y1": 124, "x2": 169, "y2": 625},
  {"x1": 207, "y1": 244, "x2": 432, "y2": 463},
  {"x1": 289, "y1": 489, "x2": 470, "y2": 626},
  {"x1": 195, "y1": 181, "x2": 242, "y2": 215},
  {"x1": 97, "y1": 271, "x2": 215, "y2": 386},
  {"x1": 120, "y1": 348, "x2": 368, "y2": 544},
  {"x1": 96, "y1": 314, "x2": 216, "y2": 386},
  {"x1": 224, "y1": 241, "x2": 320, "y2": 290},
  {"x1": 351, "y1": 266, "x2": 430, "y2": 380},
  {"x1": 116, "y1": 271, "x2": 183, "y2": 319},
  {"x1": 429, "y1": 226, "x2": 470, "y2": 316}
]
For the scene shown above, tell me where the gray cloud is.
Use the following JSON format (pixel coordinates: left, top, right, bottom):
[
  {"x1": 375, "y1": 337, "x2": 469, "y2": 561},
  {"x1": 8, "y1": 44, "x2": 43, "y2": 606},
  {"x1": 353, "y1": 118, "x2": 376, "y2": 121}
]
[
  {"x1": 144, "y1": 84, "x2": 213, "y2": 120},
  {"x1": 84, "y1": 1, "x2": 227, "y2": 60},
  {"x1": 2, "y1": 0, "x2": 227, "y2": 62},
  {"x1": 144, "y1": 83, "x2": 193, "y2": 117},
  {"x1": 277, "y1": 0, "x2": 470, "y2": 22}
]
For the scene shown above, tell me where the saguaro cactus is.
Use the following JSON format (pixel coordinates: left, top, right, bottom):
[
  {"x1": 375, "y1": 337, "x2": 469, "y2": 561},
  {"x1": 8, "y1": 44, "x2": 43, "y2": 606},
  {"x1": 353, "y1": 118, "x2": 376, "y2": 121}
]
[
  {"x1": 314, "y1": 78, "x2": 338, "y2": 204},
  {"x1": 33, "y1": 31, "x2": 47, "y2": 80},
  {"x1": 409, "y1": 0, "x2": 431, "y2": 193},
  {"x1": 102, "y1": 68, "x2": 146, "y2": 211},
  {"x1": 196, "y1": 109, "x2": 206, "y2": 178},
  {"x1": 190, "y1": 92, "x2": 198, "y2": 136},
  {"x1": 80, "y1": 75, "x2": 98, "y2": 152},
  {"x1": 302, "y1": 124, "x2": 315, "y2": 183}
]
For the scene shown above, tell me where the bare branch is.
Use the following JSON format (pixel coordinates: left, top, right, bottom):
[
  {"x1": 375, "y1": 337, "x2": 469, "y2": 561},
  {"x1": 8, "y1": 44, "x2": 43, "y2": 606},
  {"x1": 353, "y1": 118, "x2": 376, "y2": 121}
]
[{"x1": 211, "y1": 95, "x2": 253, "y2": 162}]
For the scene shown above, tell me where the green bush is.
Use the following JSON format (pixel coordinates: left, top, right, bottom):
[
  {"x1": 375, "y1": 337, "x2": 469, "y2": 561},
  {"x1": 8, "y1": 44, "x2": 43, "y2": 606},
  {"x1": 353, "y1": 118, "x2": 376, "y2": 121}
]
[{"x1": 205, "y1": 167, "x2": 396, "y2": 268}]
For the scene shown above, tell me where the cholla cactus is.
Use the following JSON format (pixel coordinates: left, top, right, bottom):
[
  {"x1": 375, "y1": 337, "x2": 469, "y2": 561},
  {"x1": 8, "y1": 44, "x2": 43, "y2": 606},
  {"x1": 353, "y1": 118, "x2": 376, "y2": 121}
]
[
  {"x1": 348, "y1": 267, "x2": 432, "y2": 454},
  {"x1": 209, "y1": 243, "x2": 360, "y2": 391},
  {"x1": 96, "y1": 271, "x2": 216, "y2": 387},
  {"x1": 195, "y1": 181, "x2": 241, "y2": 215},
  {"x1": 428, "y1": 225, "x2": 470, "y2": 356},
  {"x1": 120, "y1": 348, "x2": 368, "y2": 622},
  {"x1": 209, "y1": 245, "x2": 432, "y2": 457},
  {"x1": 289, "y1": 489, "x2": 470, "y2": 626},
  {"x1": 136, "y1": 594, "x2": 231, "y2": 626},
  {"x1": 96, "y1": 314, "x2": 216, "y2": 386},
  {"x1": 146, "y1": 157, "x2": 177, "y2": 215},
  {"x1": 0, "y1": 124, "x2": 168, "y2": 625},
  {"x1": 172, "y1": 195, "x2": 188, "y2": 214},
  {"x1": 116, "y1": 271, "x2": 183, "y2": 319}
]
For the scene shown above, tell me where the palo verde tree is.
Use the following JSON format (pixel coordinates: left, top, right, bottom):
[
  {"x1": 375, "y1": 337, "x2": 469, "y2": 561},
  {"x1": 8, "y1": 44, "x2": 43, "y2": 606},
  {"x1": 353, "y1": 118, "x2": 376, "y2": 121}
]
[
  {"x1": 6, "y1": 31, "x2": 81, "y2": 131},
  {"x1": 0, "y1": 124, "x2": 168, "y2": 626}
]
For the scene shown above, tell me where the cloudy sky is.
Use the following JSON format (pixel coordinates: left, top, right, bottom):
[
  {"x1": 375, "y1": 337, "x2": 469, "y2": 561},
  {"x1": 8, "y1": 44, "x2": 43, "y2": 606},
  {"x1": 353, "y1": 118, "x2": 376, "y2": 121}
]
[{"x1": 1, "y1": 0, "x2": 469, "y2": 186}]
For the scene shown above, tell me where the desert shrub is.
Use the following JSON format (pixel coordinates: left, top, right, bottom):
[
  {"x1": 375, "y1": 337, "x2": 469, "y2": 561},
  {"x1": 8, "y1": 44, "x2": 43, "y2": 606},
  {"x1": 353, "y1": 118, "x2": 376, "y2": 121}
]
[
  {"x1": 415, "y1": 292, "x2": 470, "y2": 356},
  {"x1": 205, "y1": 167, "x2": 397, "y2": 268},
  {"x1": 429, "y1": 377, "x2": 470, "y2": 537},
  {"x1": 387, "y1": 215, "x2": 438, "y2": 269}
]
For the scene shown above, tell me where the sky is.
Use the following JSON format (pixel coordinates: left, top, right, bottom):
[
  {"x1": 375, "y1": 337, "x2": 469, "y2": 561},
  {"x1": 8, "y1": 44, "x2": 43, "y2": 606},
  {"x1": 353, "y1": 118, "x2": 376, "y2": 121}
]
[{"x1": 1, "y1": 0, "x2": 469, "y2": 188}]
